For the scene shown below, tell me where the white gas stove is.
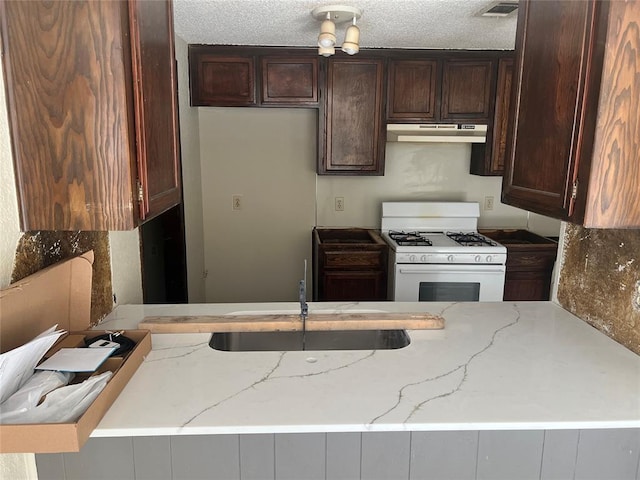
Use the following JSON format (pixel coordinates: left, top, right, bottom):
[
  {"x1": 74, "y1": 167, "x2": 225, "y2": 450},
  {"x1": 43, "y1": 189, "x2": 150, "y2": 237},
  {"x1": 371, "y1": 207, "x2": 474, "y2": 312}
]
[{"x1": 381, "y1": 202, "x2": 507, "y2": 302}]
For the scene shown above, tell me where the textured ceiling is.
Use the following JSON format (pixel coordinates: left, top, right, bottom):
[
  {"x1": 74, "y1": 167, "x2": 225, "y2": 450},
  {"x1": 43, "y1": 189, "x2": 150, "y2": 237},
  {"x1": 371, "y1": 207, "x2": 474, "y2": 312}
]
[{"x1": 174, "y1": 0, "x2": 518, "y2": 50}]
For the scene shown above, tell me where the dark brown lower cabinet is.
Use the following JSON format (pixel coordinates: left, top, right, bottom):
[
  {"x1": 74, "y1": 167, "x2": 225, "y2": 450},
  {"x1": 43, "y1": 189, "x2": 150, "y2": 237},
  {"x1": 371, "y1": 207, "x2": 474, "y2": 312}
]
[
  {"x1": 481, "y1": 229, "x2": 558, "y2": 301},
  {"x1": 321, "y1": 271, "x2": 385, "y2": 302},
  {"x1": 312, "y1": 228, "x2": 388, "y2": 301},
  {"x1": 503, "y1": 252, "x2": 558, "y2": 301}
]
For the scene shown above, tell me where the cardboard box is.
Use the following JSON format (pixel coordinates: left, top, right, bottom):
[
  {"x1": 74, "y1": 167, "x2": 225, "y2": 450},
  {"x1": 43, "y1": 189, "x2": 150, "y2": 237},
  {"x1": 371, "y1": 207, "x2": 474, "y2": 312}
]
[{"x1": 0, "y1": 252, "x2": 151, "y2": 453}]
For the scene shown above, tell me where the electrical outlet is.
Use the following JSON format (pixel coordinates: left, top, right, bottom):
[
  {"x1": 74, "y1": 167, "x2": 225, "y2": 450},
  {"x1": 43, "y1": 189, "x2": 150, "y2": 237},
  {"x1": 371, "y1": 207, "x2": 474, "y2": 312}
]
[
  {"x1": 232, "y1": 194, "x2": 242, "y2": 211},
  {"x1": 484, "y1": 196, "x2": 494, "y2": 211},
  {"x1": 335, "y1": 197, "x2": 344, "y2": 211}
]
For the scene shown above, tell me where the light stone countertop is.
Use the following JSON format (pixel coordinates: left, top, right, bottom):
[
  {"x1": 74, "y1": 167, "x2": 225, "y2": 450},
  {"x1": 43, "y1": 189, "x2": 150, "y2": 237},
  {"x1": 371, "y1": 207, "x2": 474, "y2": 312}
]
[{"x1": 92, "y1": 301, "x2": 640, "y2": 437}]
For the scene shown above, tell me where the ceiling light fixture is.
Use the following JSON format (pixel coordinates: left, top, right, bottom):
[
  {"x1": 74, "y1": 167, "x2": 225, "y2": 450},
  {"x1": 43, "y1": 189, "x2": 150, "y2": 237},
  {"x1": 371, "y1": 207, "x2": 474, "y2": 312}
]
[
  {"x1": 311, "y1": 5, "x2": 363, "y2": 57},
  {"x1": 341, "y1": 16, "x2": 360, "y2": 55},
  {"x1": 318, "y1": 12, "x2": 336, "y2": 48}
]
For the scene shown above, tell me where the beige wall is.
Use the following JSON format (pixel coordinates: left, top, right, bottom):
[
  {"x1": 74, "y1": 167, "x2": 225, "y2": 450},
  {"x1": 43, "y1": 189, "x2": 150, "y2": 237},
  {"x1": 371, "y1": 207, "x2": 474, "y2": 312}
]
[
  {"x1": 199, "y1": 108, "x2": 317, "y2": 303},
  {"x1": 175, "y1": 35, "x2": 206, "y2": 303},
  {"x1": 317, "y1": 142, "x2": 561, "y2": 235}
]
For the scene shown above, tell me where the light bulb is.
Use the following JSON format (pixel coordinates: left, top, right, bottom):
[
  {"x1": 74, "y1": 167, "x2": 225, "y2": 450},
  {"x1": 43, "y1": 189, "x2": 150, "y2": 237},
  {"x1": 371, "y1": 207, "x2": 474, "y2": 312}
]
[
  {"x1": 341, "y1": 21, "x2": 360, "y2": 55},
  {"x1": 317, "y1": 13, "x2": 336, "y2": 48},
  {"x1": 318, "y1": 45, "x2": 335, "y2": 57}
]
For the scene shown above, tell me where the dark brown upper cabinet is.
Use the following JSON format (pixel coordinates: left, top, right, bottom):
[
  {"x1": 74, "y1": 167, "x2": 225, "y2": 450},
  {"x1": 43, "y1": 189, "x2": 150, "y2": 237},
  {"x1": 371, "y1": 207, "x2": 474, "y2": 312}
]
[
  {"x1": 502, "y1": 0, "x2": 640, "y2": 228},
  {"x1": 0, "y1": 0, "x2": 181, "y2": 231},
  {"x1": 319, "y1": 56, "x2": 386, "y2": 175},
  {"x1": 190, "y1": 51, "x2": 257, "y2": 106},
  {"x1": 386, "y1": 56, "x2": 496, "y2": 124},
  {"x1": 441, "y1": 59, "x2": 494, "y2": 122},
  {"x1": 471, "y1": 57, "x2": 514, "y2": 176},
  {"x1": 189, "y1": 46, "x2": 319, "y2": 107},
  {"x1": 261, "y1": 57, "x2": 319, "y2": 105},
  {"x1": 387, "y1": 59, "x2": 438, "y2": 121}
]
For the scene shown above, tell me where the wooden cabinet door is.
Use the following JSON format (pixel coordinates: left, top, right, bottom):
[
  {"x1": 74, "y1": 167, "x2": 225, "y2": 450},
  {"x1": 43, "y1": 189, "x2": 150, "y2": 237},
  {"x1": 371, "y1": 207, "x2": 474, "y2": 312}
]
[
  {"x1": 320, "y1": 57, "x2": 385, "y2": 175},
  {"x1": 387, "y1": 59, "x2": 438, "y2": 121},
  {"x1": 470, "y1": 57, "x2": 514, "y2": 176},
  {"x1": 322, "y1": 271, "x2": 385, "y2": 301},
  {"x1": 129, "y1": 0, "x2": 182, "y2": 221},
  {"x1": 1, "y1": 0, "x2": 138, "y2": 230},
  {"x1": 491, "y1": 58, "x2": 514, "y2": 174},
  {"x1": 441, "y1": 59, "x2": 494, "y2": 121},
  {"x1": 189, "y1": 51, "x2": 256, "y2": 106},
  {"x1": 261, "y1": 57, "x2": 318, "y2": 105},
  {"x1": 502, "y1": 0, "x2": 603, "y2": 220}
]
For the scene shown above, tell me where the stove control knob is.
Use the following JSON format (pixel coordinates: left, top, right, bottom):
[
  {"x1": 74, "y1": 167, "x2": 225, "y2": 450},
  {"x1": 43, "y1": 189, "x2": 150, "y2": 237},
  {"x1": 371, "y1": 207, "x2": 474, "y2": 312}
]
[
  {"x1": 486, "y1": 255, "x2": 492, "y2": 262},
  {"x1": 447, "y1": 255, "x2": 454, "y2": 263},
  {"x1": 409, "y1": 255, "x2": 416, "y2": 262},
  {"x1": 420, "y1": 255, "x2": 427, "y2": 262},
  {"x1": 475, "y1": 255, "x2": 481, "y2": 263}
]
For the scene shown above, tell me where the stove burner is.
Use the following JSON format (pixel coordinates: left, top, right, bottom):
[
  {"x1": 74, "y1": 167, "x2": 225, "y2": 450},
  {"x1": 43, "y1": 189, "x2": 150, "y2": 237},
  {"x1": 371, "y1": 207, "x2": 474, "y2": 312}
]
[
  {"x1": 389, "y1": 231, "x2": 433, "y2": 247},
  {"x1": 447, "y1": 232, "x2": 497, "y2": 247}
]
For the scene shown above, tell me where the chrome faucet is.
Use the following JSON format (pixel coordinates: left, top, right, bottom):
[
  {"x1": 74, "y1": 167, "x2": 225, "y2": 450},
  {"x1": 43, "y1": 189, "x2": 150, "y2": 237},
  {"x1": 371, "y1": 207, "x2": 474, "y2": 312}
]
[
  {"x1": 299, "y1": 260, "x2": 308, "y2": 347},
  {"x1": 299, "y1": 279, "x2": 308, "y2": 322}
]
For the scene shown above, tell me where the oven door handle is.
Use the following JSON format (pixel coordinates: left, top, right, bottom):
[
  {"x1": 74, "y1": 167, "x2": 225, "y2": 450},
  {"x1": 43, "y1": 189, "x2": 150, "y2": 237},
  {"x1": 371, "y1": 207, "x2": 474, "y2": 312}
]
[{"x1": 398, "y1": 266, "x2": 505, "y2": 274}]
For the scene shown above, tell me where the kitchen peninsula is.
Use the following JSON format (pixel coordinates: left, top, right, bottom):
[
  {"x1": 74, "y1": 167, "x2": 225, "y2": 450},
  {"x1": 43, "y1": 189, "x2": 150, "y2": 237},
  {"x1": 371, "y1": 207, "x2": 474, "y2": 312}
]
[{"x1": 36, "y1": 301, "x2": 640, "y2": 480}]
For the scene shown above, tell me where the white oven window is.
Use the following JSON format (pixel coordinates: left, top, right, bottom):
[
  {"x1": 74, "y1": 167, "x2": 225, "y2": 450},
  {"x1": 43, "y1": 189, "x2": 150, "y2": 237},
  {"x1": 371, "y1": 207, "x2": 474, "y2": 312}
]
[{"x1": 418, "y1": 282, "x2": 480, "y2": 302}]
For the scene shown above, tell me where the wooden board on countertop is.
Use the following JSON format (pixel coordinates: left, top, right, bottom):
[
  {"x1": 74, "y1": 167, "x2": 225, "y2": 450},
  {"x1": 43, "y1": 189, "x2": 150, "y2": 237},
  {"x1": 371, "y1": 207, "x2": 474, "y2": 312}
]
[{"x1": 138, "y1": 313, "x2": 444, "y2": 333}]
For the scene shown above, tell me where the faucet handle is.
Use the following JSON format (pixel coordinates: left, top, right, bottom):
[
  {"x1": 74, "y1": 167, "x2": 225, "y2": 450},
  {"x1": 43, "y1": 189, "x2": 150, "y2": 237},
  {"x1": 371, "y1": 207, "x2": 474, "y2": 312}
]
[{"x1": 299, "y1": 279, "x2": 308, "y2": 317}]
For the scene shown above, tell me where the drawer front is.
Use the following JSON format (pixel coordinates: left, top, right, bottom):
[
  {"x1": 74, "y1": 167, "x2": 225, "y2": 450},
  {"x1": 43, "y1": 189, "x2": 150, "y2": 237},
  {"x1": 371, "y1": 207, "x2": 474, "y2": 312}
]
[
  {"x1": 323, "y1": 250, "x2": 383, "y2": 269},
  {"x1": 506, "y1": 252, "x2": 556, "y2": 270}
]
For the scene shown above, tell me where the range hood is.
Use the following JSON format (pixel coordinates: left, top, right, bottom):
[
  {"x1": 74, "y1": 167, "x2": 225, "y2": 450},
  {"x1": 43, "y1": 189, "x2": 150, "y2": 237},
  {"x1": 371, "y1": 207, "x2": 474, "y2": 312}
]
[{"x1": 387, "y1": 124, "x2": 487, "y2": 143}]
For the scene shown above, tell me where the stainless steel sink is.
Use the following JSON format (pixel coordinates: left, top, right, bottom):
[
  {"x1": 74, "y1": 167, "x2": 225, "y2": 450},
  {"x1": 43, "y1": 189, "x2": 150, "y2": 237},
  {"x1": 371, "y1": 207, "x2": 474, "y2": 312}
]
[{"x1": 209, "y1": 329, "x2": 411, "y2": 352}]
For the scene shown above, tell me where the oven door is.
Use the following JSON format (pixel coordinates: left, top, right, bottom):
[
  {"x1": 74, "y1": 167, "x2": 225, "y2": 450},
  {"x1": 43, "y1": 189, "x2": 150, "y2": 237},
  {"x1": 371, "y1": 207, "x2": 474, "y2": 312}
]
[{"x1": 393, "y1": 263, "x2": 505, "y2": 302}]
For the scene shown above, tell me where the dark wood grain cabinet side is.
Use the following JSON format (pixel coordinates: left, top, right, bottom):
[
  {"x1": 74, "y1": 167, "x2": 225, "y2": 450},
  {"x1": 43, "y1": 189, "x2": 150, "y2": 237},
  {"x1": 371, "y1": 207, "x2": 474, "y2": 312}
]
[
  {"x1": 0, "y1": 0, "x2": 181, "y2": 231},
  {"x1": 470, "y1": 57, "x2": 514, "y2": 176},
  {"x1": 502, "y1": 0, "x2": 640, "y2": 227},
  {"x1": 319, "y1": 56, "x2": 386, "y2": 175},
  {"x1": 129, "y1": 0, "x2": 182, "y2": 222}
]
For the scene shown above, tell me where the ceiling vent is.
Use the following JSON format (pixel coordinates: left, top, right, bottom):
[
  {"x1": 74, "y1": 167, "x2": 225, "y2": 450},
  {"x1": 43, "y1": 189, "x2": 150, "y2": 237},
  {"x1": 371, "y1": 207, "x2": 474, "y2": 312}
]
[{"x1": 478, "y1": 1, "x2": 518, "y2": 17}]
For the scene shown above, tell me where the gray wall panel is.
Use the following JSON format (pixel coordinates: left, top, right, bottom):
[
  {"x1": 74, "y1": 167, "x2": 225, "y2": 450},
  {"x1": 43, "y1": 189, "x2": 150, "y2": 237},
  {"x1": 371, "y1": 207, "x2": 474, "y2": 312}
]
[
  {"x1": 477, "y1": 430, "x2": 544, "y2": 480},
  {"x1": 63, "y1": 437, "x2": 135, "y2": 480},
  {"x1": 275, "y1": 433, "x2": 325, "y2": 480},
  {"x1": 240, "y1": 434, "x2": 275, "y2": 480},
  {"x1": 540, "y1": 430, "x2": 579, "y2": 480},
  {"x1": 410, "y1": 431, "x2": 478, "y2": 480},
  {"x1": 35, "y1": 453, "x2": 66, "y2": 480},
  {"x1": 34, "y1": 428, "x2": 640, "y2": 480},
  {"x1": 574, "y1": 429, "x2": 640, "y2": 480},
  {"x1": 326, "y1": 432, "x2": 361, "y2": 480},
  {"x1": 171, "y1": 434, "x2": 240, "y2": 480},
  {"x1": 361, "y1": 431, "x2": 411, "y2": 480},
  {"x1": 132, "y1": 436, "x2": 171, "y2": 480}
]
